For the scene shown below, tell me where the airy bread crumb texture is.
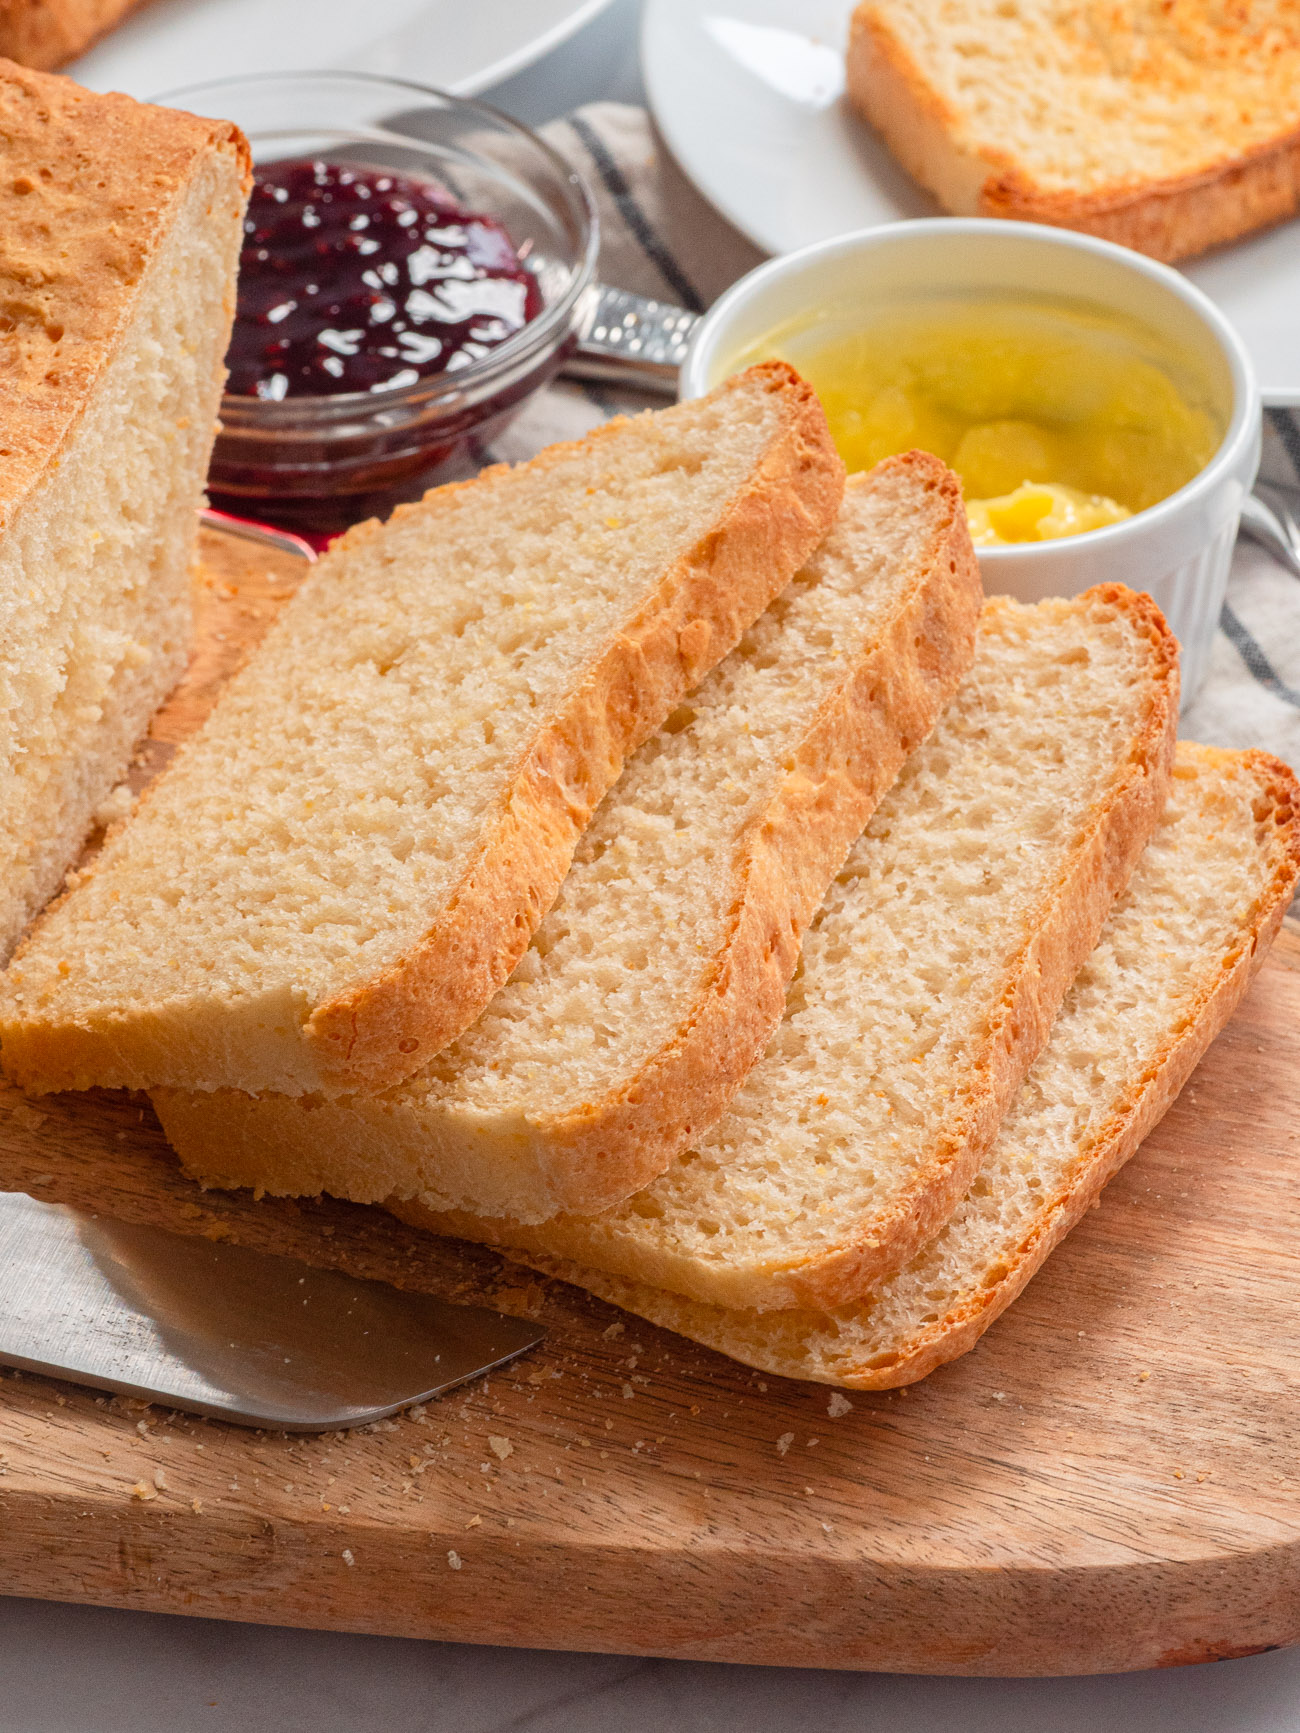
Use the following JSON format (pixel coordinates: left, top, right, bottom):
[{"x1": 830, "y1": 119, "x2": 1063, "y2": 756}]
[
  {"x1": 398, "y1": 587, "x2": 1179, "y2": 1310},
  {"x1": 849, "y1": 0, "x2": 1300, "y2": 259},
  {"x1": 0, "y1": 365, "x2": 842, "y2": 1096},
  {"x1": 153, "y1": 452, "x2": 982, "y2": 1220},
  {"x1": 428, "y1": 464, "x2": 942, "y2": 1113},
  {"x1": 0, "y1": 66, "x2": 248, "y2": 958},
  {"x1": 528, "y1": 744, "x2": 1300, "y2": 1386}
]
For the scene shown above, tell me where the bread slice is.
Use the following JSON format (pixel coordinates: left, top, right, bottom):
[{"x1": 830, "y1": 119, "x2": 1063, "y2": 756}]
[
  {"x1": 0, "y1": 63, "x2": 248, "y2": 962},
  {"x1": 388, "y1": 588, "x2": 1181, "y2": 1311},
  {"x1": 847, "y1": 1, "x2": 1300, "y2": 263},
  {"x1": 516, "y1": 746, "x2": 1300, "y2": 1387},
  {"x1": 0, "y1": 364, "x2": 843, "y2": 1099},
  {"x1": 0, "y1": 2, "x2": 148, "y2": 69},
  {"x1": 152, "y1": 454, "x2": 984, "y2": 1221}
]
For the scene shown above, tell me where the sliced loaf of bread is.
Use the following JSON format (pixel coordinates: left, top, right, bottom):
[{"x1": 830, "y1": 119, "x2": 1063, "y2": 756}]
[
  {"x1": 516, "y1": 745, "x2": 1300, "y2": 1387},
  {"x1": 387, "y1": 588, "x2": 1180, "y2": 1310},
  {"x1": 152, "y1": 454, "x2": 983, "y2": 1220},
  {"x1": 0, "y1": 64, "x2": 248, "y2": 962},
  {"x1": 847, "y1": 1, "x2": 1300, "y2": 262},
  {"x1": 0, "y1": 363, "x2": 843, "y2": 1098}
]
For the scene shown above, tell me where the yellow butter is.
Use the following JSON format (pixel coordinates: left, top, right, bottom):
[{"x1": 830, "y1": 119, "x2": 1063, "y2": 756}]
[
  {"x1": 967, "y1": 481, "x2": 1131, "y2": 546},
  {"x1": 730, "y1": 297, "x2": 1220, "y2": 542}
]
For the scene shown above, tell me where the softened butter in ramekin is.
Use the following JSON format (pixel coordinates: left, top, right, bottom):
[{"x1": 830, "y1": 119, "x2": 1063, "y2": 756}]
[{"x1": 730, "y1": 296, "x2": 1222, "y2": 544}]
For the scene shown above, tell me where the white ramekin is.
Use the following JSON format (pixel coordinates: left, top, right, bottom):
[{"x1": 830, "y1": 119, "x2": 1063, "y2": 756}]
[{"x1": 680, "y1": 219, "x2": 1260, "y2": 705}]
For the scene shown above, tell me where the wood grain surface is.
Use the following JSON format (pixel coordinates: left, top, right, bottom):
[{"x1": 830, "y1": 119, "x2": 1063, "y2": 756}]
[{"x1": 0, "y1": 526, "x2": 1298, "y2": 1676}]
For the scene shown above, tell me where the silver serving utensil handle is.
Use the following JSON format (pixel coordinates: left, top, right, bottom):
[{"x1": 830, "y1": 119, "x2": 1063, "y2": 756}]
[
  {"x1": 1239, "y1": 488, "x2": 1300, "y2": 580},
  {"x1": 564, "y1": 283, "x2": 699, "y2": 395},
  {"x1": 0, "y1": 1192, "x2": 542, "y2": 1431}
]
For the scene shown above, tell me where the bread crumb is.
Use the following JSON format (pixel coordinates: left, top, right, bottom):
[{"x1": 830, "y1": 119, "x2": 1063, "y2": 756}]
[
  {"x1": 488, "y1": 1435, "x2": 513, "y2": 1461},
  {"x1": 776, "y1": 1432, "x2": 795, "y2": 1457},
  {"x1": 1138, "y1": 1370, "x2": 1151, "y2": 1381},
  {"x1": 622, "y1": 1384, "x2": 635, "y2": 1400},
  {"x1": 341, "y1": 1549, "x2": 355, "y2": 1567},
  {"x1": 191, "y1": 1499, "x2": 203, "y2": 1514},
  {"x1": 465, "y1": 1514, "x2": 482, "y2": 1529},
  {"x1": 11, "y1": 1104, "x2": 46, "y2": 1133},
  {"x1": 94, "y1": 783, "x2": 135, "y2": 828},
  {"x1": 153, "y1": 1468, "x2": 167, "y2": 1491},
  {"x1": 602, "y1": 1322, "x2": 625, "y2": 1340},
  {"x1": 131, "y1": 1481, "x2": 156, "y2": 1501},
  {"x1": 827, "y1": 1393, "x2": 853, "y2": 1418},
  {"x1": 447, "y1": 1550, "x2": 462, "y2": 1570}
]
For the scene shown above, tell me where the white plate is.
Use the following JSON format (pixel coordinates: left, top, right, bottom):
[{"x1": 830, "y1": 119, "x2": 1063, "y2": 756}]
[
  {"x1": 642, "y1": 0, "x2": 1300, "y2": 405},
  {"x1": 69, "y1": 0, "x2": 617, "y2": 102}
]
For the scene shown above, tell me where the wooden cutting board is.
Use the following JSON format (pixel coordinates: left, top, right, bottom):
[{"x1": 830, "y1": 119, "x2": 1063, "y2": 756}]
[{"x1": 0, "y1": 526, "x2": 1298, "y2": 1677}]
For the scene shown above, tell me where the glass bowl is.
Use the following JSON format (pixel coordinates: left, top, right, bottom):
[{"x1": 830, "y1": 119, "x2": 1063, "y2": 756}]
[{"x1": 160, "y1": 72, "x2": 599, "y2": 533}]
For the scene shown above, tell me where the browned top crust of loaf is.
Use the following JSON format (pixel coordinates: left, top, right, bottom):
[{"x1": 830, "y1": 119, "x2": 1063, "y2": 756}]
[
  {"x1": 0, "y1": 0, "x2": 150, "y2": 71},
  {"x1": 846, "y1": 1, "x2": 1300, "y2": 262},
  {"x1": 0, "y1": 58, "x2": 250, "y2": 532}
]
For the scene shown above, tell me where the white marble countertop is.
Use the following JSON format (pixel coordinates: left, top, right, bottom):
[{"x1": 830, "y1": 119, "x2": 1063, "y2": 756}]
[
  {"x1": 5, "y1": 1592, "x2": 1300, "y2": 1731},
  {"x1": 5, "y1": 5, "x2": 1300, "y2": 1725}
]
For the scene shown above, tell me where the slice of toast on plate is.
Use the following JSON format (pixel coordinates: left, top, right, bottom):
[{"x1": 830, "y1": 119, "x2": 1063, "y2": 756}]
[{"x1": 847, "y1": 1, "x2": 1300, "y2": 262}]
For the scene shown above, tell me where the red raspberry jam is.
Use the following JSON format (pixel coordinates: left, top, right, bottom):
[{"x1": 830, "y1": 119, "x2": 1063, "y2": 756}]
[{"x1": 226, "y1": 158, "x2": 543, "y2": 399}]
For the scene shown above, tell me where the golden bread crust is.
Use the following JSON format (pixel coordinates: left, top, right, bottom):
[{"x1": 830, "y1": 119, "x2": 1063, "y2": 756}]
[
  {"x1": 482, "y1": 453, "x2": 982, "y2": 1214},
  {"x1": 0, "y1": 59, "x2": 250, "y2": 532},
  {"x1": 774, "y1": 585, "x2": 1181, "y2": 1308},
  {"x1": 515, "y1": 749, "x2": 1300, "y2": 1386},
  {"x1": 849, "y1": 753, "x2": 1300, "y2": 1386}
]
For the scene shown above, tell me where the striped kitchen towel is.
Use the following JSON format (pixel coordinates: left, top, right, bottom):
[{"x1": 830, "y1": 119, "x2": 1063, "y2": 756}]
[{"x1": 489, "y1": 102, "x2": 1300, "y2": 798}]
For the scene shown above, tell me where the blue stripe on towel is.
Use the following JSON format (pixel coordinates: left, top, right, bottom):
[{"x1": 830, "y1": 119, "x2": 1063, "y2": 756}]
[
  {"x1": 567, "y1": 115, "x2": 705, "y2": 315},
  {"x1": 1221, "y1": 603, "x2": 1300, "y2": 710}
]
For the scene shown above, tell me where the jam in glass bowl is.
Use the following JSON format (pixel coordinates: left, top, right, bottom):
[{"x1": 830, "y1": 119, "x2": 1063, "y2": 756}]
[{"x1": 160, "y1": 73, "x2": 598, "y2": 533}]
